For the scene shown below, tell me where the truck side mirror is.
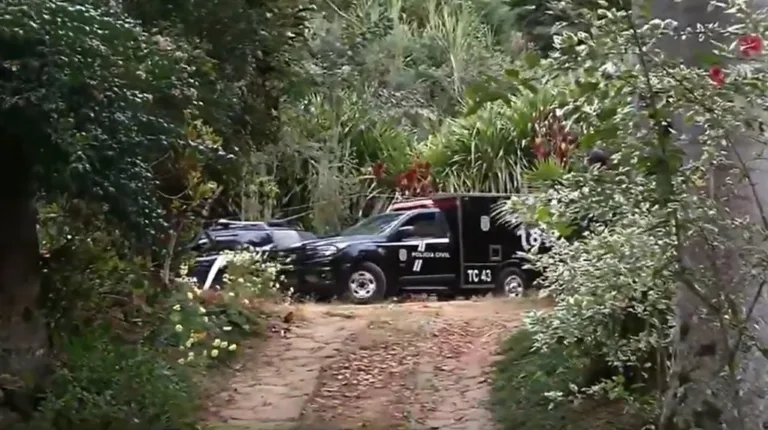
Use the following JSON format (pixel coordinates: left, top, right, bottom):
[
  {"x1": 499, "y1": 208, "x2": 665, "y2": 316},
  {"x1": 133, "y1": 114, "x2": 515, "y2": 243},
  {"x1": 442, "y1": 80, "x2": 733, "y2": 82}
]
[{"x1": 393, "y1": 225, "x2": 415, "y2": 241}]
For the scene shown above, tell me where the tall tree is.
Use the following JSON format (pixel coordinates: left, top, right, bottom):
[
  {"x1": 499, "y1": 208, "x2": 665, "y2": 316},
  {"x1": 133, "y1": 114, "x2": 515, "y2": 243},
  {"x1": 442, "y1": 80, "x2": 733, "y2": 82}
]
[
  {"x1": 0, "y1": 0, "x2": 213, "y2": 417},
  {"x1": 647, "y1": 0, "x2": 768, "y2": 427},
  {"x1": 122, "y1": 0, "x2": 311, "y2": 218}
]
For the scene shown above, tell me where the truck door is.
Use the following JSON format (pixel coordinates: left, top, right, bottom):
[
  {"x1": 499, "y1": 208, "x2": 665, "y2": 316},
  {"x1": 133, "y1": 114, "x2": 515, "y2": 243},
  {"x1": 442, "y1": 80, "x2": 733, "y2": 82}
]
[
  {"x1": 458, "y1": 195, "x2": 548, "y2": 289},
  {"x1": 393, "y1": 211, "x2": 455, "y2": 287},
  {"x1": 458, "y1": 196, "x2": 503, "y2": 289}
]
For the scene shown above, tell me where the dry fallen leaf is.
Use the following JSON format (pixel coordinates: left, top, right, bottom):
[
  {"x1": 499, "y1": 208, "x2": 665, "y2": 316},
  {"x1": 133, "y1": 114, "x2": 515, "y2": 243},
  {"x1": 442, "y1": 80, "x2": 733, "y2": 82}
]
[{"x1": 282, "y1": 310, "x2": 295, "y2": 324}]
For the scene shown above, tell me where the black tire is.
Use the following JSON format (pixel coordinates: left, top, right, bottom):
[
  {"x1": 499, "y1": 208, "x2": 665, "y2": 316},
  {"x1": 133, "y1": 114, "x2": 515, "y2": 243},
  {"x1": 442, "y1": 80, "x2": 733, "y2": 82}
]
[
  {"x1": 436, "y1": 292, "x2": 456, "y2": 302},
  {"x1": 494, "y1": 266, "x2": 529, "y2": 298},
  {"x1": 343, "y1": 261, "x2": 387, "y2": 304}
]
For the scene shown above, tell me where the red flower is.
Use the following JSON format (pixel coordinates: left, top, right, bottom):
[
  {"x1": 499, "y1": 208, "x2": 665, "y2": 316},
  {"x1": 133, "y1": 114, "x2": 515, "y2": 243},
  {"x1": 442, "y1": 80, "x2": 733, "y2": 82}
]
[
  {"x1": 372, "y1": 162, "x2": 386, "y2": 179},
  {"x1": 709, "y1": 65, "x2": 726, "y2": 88},
  {"x1": 739, "y1": 34, "x2": 764, "y2": 58}
]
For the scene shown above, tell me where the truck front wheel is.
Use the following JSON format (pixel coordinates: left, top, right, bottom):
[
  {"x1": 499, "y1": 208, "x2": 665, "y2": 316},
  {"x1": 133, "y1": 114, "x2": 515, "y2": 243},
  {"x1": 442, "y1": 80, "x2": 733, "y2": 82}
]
[
  {"x1": 494, "y1": 266, "x2": 528, "y2": 298},
  {"x1": 343, "y1": 261, "x2": 387, "y2": 304}
]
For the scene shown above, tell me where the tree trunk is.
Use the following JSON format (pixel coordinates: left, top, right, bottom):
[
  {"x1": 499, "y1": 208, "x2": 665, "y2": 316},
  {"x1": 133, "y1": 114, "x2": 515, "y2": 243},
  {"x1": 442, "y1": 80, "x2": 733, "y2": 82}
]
[
  {"x1": 0, "y1": 133, "x2": 49, "y2": 423},
  {"x1": 648, "y1": 0, "x2": 768, "y2": 428},
  {"x1": 663, "y1": 130, "x2": 768, "y2": 430},
  {"x1": 0, "y1": 196, "x2": 50, "y2": 424}
]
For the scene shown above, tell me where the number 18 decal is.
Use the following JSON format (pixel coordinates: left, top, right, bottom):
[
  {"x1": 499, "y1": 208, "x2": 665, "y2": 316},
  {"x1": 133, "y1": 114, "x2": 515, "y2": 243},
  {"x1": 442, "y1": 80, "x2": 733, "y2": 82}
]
[{"x1": 516, "y1": 227, "x2": 543, "y2": 251}]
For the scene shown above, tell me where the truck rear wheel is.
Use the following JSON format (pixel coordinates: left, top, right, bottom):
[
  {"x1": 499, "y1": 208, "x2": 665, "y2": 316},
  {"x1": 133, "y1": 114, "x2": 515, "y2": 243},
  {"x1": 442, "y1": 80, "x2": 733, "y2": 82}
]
[
  {"x1": 344, "y1": 261, "x2": 387, "y2": 304},
  {"x1": 494, "y1": 266, "x2": 528, "y2": 298}
]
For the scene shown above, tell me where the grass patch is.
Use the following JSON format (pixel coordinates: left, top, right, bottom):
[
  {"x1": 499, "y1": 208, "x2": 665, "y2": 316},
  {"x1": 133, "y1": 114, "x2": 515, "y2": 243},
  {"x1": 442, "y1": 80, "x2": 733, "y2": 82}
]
[{"x1": 491, "y1": 329, "x2": 650, "y2": 430}]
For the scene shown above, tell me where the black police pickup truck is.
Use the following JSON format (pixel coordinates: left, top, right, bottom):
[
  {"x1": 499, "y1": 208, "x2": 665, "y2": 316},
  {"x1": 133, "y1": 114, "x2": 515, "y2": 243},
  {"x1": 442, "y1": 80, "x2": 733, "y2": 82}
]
[
  {"x1": 191, "y1": 219, "x2": 316, "y2": 290},
  {"x1": 278, "y1": 193, "x2": 549, "y2": 303}
]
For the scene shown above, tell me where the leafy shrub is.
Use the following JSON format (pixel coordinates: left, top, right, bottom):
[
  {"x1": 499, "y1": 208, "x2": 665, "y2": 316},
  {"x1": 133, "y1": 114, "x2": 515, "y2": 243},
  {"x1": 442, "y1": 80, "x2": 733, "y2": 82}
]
[
  {"x1": 162, "y1": 249, "x2": 284, "y2": 365},
  {"x1": 492, "y1": 330, "x2": 649, "y2": 430},
  {"x1": 500, "y1": 168, "x2": 676, "y2": 408},
  {"x1": 19, "y1": 329, "x2": 198, "y2": 430},
  {"x1": 424, "y1": 97, "x2": 543, "y2": 193},
  {"x1": 33, "y1": 216, "x2": 286, "y2": 429},
  {"x1": 526, "y1": 213, "x2": 675, "y2": 367},
  {"x1": 39, "y1": 206, "x2": 160, "y2": 337}
]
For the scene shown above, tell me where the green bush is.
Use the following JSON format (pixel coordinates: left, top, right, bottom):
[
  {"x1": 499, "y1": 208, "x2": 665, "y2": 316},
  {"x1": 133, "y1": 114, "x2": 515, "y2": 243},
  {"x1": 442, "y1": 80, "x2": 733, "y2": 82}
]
[
  {"x1": 501, "y1": 170, "x2": 676, "y2": 396},
  {"x1": 32, "y1": 223, "x2": 284, "y2": 429},
  {"x1": 160, "y1": 249, "x2": 283, "y2": 365},
  {"x1": 19, "y1": 329, "x2": 199, "y2": 430},
  {"x1": 491, "y1": 330, "x2": 649, "y2": 430},
  {"x1": 424, "y1": 97, "x2": 543, "y2": 194}
]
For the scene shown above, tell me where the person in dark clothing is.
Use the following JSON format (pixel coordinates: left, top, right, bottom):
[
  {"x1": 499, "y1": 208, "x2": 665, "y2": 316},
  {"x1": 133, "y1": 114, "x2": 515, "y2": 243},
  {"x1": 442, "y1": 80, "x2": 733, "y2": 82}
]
[{"x1": 586, "y1": 148, "x2": 611, "y2": 169}]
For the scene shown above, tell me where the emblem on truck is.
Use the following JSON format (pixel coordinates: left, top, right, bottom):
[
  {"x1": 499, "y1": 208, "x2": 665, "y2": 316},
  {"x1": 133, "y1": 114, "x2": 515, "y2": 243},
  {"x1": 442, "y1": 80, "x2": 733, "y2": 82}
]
[
  {"x1": 398, "y1": 249, "x2": 407, "y2": 261},
  {"x1": 480, "y1": 215, "x2": 490, "y2": 232}
]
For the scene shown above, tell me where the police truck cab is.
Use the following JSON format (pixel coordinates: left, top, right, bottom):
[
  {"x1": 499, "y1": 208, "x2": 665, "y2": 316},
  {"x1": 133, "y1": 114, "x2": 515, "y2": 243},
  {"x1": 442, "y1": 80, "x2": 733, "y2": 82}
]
[{"x1": 278, "y1": 193, "x2": 547, "y2": 303}]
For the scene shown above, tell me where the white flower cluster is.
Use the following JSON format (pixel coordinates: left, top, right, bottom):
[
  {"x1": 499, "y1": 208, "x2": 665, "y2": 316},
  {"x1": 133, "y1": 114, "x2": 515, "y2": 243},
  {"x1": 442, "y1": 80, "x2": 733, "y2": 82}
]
[
  {"x1": 210, "y1": 249, "x2": 285, "y2": 295},
  {"x1": 220, "y1": 249, "x2": 260, "y2": 266}
]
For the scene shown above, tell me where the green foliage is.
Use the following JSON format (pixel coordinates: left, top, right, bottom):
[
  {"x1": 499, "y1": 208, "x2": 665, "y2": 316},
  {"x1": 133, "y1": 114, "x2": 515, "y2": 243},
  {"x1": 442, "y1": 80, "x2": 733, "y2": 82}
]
[
  {"x1": 426, "y1": 94, "x2": 549, "y2": 193},
  {"x1": 162, "y1": 251, "x2": 284, "y2": 365},
  {"x1": 492, "y1": 330, "x2": 649, "y2": 430},
  {"x1": 0, "y1": 0, "x2": 325, "y2": 428},
  {"x1": 305, "y1": 0, "x2": 516, "y2": 131},
  {"x1": 489, "y1": 3, "x2": 686, "y2": 409},
  {"x1": 0, "y1": 0, "x2": 216, "y2": 238},
  {"x1": 276, "y1": 88, "x2": 417, "y2": 230},
  {"x1": 506, "y1": 172, "x2": 677, "y2": 397},
  {"x1": 524, "y1": 158, "x2": 565, "y2": 184},
  {"x1": 21, "y1": 329, "x2": 198, "y2": 430},
  {"x1": 498, "y1": 0, "x2": 625, "y2": 52},
  {"x1": 489, "y1": 0, "x2": 768, "y2": 425},
  {"x1": 39, "y1": 201, "x2": 163, "y2": 337},
  {"x1": 118, "y1": 0, "x2": 313, "y2": 222},
  {"x1": 35, "y1": 230, "x2": 283, "y2": 428},
  {"x1": 271, "y1": 0, "x2": 535, "y2": 224}
]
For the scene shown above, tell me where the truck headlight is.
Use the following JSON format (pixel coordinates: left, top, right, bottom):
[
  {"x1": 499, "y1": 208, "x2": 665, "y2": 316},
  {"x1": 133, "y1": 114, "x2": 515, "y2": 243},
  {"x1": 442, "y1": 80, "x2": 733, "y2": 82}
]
[{"x1": 314, "y1": 245, "x2": 340, "y2": 257}]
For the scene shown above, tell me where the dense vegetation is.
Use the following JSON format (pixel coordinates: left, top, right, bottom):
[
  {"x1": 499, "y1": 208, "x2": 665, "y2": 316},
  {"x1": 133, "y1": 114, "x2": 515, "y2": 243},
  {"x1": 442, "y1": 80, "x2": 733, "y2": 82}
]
[
  {"x1": 489, "y1": 2, "x2": 768, "y2": 429},
  {"x1": 2, "y1": 0, "x2": 768, "y2": 428},
  {"x1": 0, "y1": 0, "x2": 550, "y2": 427}
]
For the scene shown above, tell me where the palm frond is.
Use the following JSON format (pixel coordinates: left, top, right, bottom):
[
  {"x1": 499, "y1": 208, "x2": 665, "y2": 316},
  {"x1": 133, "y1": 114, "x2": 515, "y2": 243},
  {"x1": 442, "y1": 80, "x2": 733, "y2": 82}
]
[{"x1": 426, "y1": 89, "x2": 558, "y2": 193}]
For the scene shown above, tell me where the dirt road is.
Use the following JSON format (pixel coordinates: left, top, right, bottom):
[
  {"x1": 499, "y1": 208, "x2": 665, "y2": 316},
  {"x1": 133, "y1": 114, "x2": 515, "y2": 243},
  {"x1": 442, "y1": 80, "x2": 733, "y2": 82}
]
[{"x1": 205, "y1": 297, "x2": 542, "y2": 430}]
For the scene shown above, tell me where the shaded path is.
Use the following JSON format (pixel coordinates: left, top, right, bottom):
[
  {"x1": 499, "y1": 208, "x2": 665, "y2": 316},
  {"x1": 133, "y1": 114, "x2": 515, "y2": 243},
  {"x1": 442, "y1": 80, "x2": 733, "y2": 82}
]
[{"x1": 205, "y1": 298, "x2": 543, "y2": 429}]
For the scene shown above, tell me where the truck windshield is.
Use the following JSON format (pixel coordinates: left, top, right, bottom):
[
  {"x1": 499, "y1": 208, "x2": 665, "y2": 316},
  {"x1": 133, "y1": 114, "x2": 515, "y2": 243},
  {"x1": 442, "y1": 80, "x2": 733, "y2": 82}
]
[
  {"x1": 339, "y1": 212, "x2": 404, "y2": 236},
  {"x1": 271, "y1": 230, "x2": 315, "y2": 250}
]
